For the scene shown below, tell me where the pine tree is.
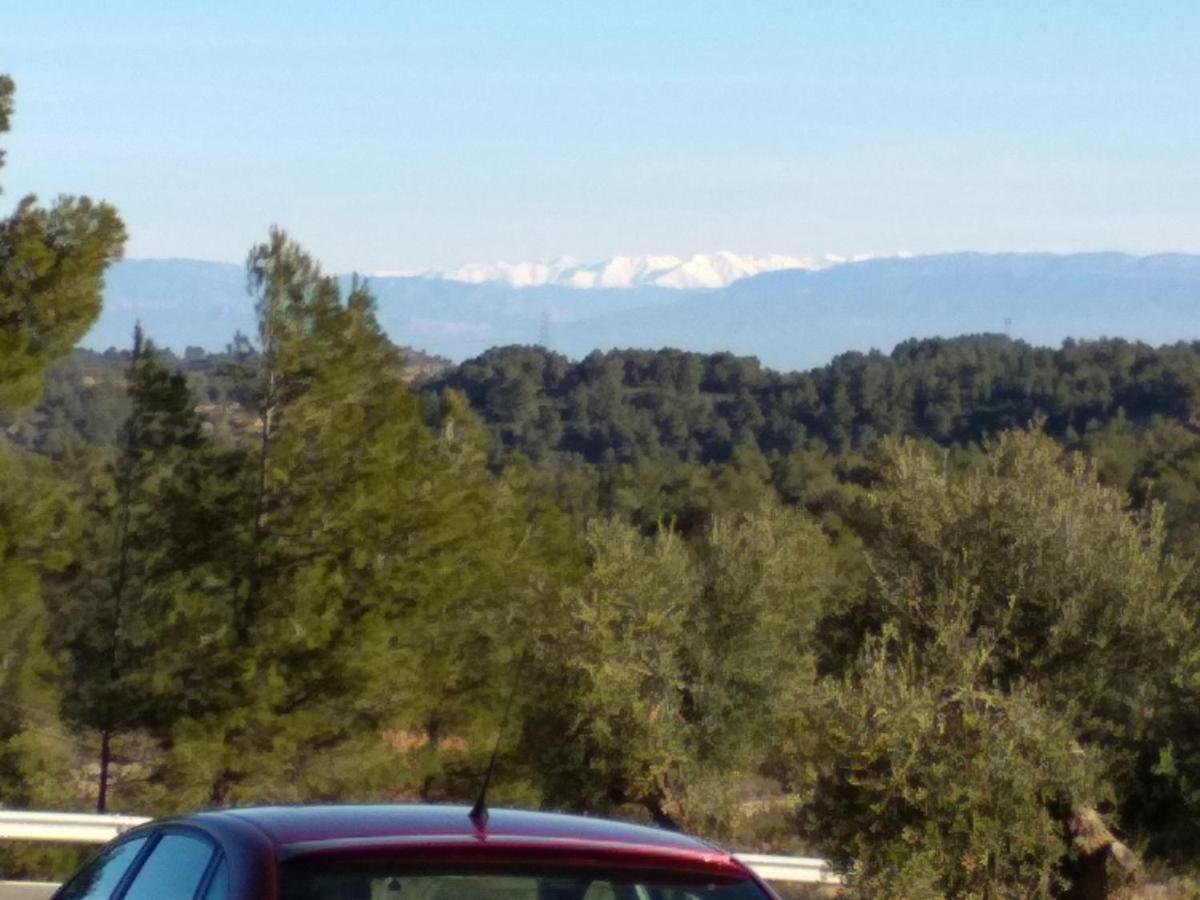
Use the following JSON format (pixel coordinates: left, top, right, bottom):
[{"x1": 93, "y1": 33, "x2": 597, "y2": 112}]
[
  {"x1": 0, "y1": 73, "x2": 126, "y2": 821},
  {"x1": 186, "y1": 230, "x2": 414, "y2": 803},
  {"x1": 185, "y1": 229, "x2": 585, "y2": 806},
  {"x1": 50, "y1": 327, "x2": 227, "y2": 811},
  {"x1": 0, "y1": 76, "x2": 126, "y2": 408}
]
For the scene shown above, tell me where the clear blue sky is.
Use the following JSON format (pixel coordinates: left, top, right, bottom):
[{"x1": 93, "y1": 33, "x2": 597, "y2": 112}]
[{"x1": 3, "y1": 1, "x2": 1198, "y2": 272}]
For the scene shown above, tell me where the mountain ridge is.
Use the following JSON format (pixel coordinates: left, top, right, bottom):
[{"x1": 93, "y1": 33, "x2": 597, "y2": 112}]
[
  {"x1": 91, "y1": 251, "x2": 1200, "y2": 371},
  {"x1": 374, "y1": 250, "x2": 874, "y2": 289}
]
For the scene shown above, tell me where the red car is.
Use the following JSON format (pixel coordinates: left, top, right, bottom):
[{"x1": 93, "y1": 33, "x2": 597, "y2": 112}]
[{"x1": 51, "y1": 805, "x2": 780, "y2": 900}]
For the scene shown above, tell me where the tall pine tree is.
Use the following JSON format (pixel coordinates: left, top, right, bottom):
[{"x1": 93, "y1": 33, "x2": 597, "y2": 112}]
[
  {"x1": 50, "y1": 327, "x2": 229, "y2": 811},
  {"x1": 0, "y1": 73, "x2": 126, "y2": 820},
  {"x1": 184, "y1": 229, "x2": 583, "y2": 807}
]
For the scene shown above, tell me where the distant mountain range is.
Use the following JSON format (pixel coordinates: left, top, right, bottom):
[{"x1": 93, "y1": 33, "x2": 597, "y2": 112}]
[
  {"x1": 92, "y1": 252, "x2": 1200, "y2": 371},
  {"x1": 378, "y1": 251, "x2": 872, "y2": 289}
]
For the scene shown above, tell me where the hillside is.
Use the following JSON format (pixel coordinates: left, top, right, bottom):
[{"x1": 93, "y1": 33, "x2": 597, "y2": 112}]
[
  {"x1": 15, "y1": 334, "x2": 1200, "y2": 470},
  {"x1": 428, "y1": 335, "x2": 1200, "y2": 463}
]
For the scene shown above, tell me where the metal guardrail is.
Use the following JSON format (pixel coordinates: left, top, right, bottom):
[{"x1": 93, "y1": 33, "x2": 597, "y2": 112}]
[
  {"x1": 736, "y1": 853, "x2": 844, "y2": 885},
  {"x1": 0, "y1": 810, "x2": 148, "y2": 845},
  {"x1": 0, "y1": 881, "x2": 60, "y2": 899}
]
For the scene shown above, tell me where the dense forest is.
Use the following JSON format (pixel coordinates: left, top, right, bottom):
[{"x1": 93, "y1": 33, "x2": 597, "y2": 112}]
[
  {"x1": 5, "y1": 75, "x2": 1200, "y2": 899},
  {"x1": 432, "y1": 338, "x2": 1200, "y2": 461},
  {"x1": 20, "y1": 334, "x2": 1200, "y2": 562}
]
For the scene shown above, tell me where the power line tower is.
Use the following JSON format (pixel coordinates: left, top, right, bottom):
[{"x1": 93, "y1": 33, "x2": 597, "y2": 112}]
[{"x1": 538, "y1": 311, "x2": 551, "y2": 350}]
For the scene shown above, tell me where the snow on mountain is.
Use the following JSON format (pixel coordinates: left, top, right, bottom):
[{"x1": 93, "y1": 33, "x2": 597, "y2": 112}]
[
  {"x1": 378, "y1": 252, "x2": 857, "y2": 290},
  {"x1": 94, "y1": 252, "x2": 1200, "y2": 371}
]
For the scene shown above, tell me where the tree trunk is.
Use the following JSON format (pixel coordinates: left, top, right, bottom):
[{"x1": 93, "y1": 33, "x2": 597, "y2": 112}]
[{"x1": 97, "y1": 729, "x2": 111, "y2": 813}]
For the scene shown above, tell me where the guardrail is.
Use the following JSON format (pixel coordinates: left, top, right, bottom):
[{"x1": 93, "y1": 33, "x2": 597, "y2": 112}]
[
  {"x1": 0, "y1": 810, "x2": 148, "y2": 845},
  {"x1": 736, "y1": 853, "x2": 844, "y2": 885},
  {"x1": 0, "y1": 881, "x2": 60, "y2": 899}
]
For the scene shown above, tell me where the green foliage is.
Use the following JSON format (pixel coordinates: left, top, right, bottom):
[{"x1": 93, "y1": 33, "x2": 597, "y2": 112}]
[
  {"x1": 0, "y1": 78, "x2": 126, "y2": 409},
  {"x1": 0, "y1": 446, "x2": 85, "y2": 877},
  {"x1": 430, "y1": 338, "x2": 1200, "y2": 466},
  {"x1": 3, "y1": 351, "x2": 131, "y2": 455},
  {"x1": 800, "y1": 429, "x2": 1199, "y2": 897},
  {"x1": 0, "y1": 448, "x2": 74, "y2": 790},
  {"x1": 866, "y1": 430, "x2": 1190, "y2": 767},
  {"x1": 808, "y1": 630, "x2": 1104, "y2": 899},
  {"x1": 0, "y1": 75, "x2": 12, "y2": 172},
  {"x1": 46, "y1": 329, "x2": 240, "y2": 811},
  {"x1": 0, "y1": 74, "x2": 128, "y2": 853},
  {"x1": 523, "y1": 518, "x2": 698, "y2": 824},
  {"x1": 155, "y1": 230, "x2": 587, "y2": 811},
  {"x1": 524, "y1": 502, "x2": 839, "y2": 842}
]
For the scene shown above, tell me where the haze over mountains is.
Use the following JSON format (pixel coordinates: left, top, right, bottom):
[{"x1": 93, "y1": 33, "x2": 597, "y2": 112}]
[
  {"x1": 381, "y1": 251, "x2": 874, "y2": 289},
  {"x1": 93, "y1": 252, "x2": 1200, "y2": 372}
]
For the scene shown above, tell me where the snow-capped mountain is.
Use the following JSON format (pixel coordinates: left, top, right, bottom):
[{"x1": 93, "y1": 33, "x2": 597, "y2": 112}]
[
  {"x1": 93, "y1": 252, "x2": 1200, "y2": 372},
  {"x1": 379, "y1": 252, "x2": 866, "y2": 290}
]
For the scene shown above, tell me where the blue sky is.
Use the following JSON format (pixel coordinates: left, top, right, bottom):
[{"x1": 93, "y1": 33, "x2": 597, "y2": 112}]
[{"x1": 2, "y1": 2, "x2": 1198, "y2": 272}]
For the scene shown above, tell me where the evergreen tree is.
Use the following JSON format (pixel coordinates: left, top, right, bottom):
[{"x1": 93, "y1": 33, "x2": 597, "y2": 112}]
[
  {"x1": 49, "y1": 327, "x2": 225, "y2": 811},
  {"x1": 0, "y1": 448, "x2": 75, "y2": 792},
  {"x1": 0, "y1": 76, "x2": 126, "y2": 408},
  {"x1": 0, "y1": 73, "x2": 126, "y2": 828},
  {"x1": 178, "y1": 229, "x2": 584, "y2": 807}
]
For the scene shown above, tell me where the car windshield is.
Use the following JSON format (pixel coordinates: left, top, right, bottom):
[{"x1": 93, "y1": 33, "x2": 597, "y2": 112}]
[{"x1": 279, "y1": 866, "x2": 767, "y2": 900}]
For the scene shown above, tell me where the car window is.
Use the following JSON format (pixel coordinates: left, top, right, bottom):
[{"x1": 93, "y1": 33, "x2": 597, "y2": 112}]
[
  {"x1": 581, "y1": 883, "x2": 618, "y2": 900},
  {"x1": 121, "y1": 833, "x2": 215, "y2": 900},
  {"x1": 279, "y1": 868, "x2": 769, "y2": 900},
  {"x1": 57, "y1": 837, "x2": 148, "y2": 900},
  {"x1": 201, "y1": 856, "x2": 230, "y2": 900}
]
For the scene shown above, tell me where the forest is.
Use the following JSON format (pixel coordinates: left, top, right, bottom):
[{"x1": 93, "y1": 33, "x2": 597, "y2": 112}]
[{"x1": 4, "y1": 76, "x2": 1200, "y2": 899}]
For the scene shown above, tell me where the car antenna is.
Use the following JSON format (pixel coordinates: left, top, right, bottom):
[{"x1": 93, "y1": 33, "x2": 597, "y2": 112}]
[{"x1": 469, "y1": 646, "x2": 530, "y2": 832}]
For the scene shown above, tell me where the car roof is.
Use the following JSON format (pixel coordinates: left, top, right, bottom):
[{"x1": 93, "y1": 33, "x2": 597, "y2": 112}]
[
  {"x1": 181, "y1": 805, "x2": 747, "y2": 878},
  {"x1": 194, "y1": 805, "x2": 707, "y2": 851}
]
